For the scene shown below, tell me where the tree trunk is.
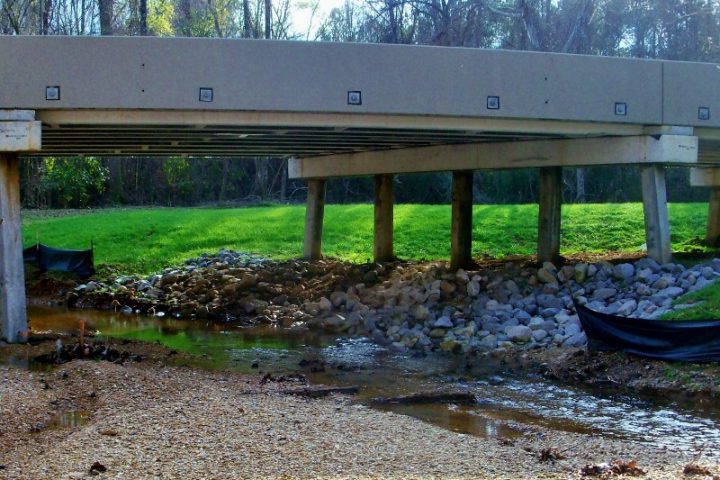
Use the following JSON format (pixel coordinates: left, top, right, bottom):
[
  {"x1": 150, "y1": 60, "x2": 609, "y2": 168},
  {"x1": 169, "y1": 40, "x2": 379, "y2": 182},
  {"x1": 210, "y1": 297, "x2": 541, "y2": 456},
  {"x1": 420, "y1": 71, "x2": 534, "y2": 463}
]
[
  {"x1": 243, "y1": 0, "x2": 251, "y2": 37},
  {"x1": 179, "y1": 0, "x2": 192, "y2": 36},
  {"x1": 108, "y1": 158, "x2": 124, "y2": 204},
  {"x1": 575, "y1": 168, "x2": 586, "y2": 202},
  {"x1": 99, "y1": 0, "x2": 113, "y2": 35},
  {"x1": 41, "y1": 0, "x2": 52, "y2": 34},
  {"x1": 219, "y1": 158, "x2": 230, "y2": 202},
  {"x1": 140, "y1": 0, "x2": 147, "y2": 35},
  {"x1": 264, "y1": 0, "x2": 271, "y2": 39},
  {"x1": 254, "y1": 158, "x2": 268, "y2": 199},
  {"x1": 280, "y1": 159, "x2": 287, "y2": 202}
]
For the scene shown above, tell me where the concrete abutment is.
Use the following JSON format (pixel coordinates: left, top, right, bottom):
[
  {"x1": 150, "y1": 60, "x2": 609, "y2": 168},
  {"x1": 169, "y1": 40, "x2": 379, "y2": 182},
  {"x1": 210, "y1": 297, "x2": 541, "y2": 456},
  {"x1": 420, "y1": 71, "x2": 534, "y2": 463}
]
[{"x1": 0, "y1": 153, "x2": 28, "y2": 343}]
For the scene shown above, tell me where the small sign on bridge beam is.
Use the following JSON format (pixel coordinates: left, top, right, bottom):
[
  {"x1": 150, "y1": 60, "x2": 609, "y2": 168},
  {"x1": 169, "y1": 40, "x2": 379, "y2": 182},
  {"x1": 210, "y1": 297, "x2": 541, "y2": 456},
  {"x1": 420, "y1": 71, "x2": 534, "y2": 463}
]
[{"x1": 0, "y1": 110, "x2": 42, "y2": 152}]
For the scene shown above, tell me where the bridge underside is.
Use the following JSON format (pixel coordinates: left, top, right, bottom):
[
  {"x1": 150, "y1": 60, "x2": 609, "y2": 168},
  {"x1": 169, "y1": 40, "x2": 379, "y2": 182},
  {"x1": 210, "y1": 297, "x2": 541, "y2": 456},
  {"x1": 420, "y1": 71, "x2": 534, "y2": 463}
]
[
  {"x1": 3, "y1": 36, "x2": 720, "y2": 342},
  {"x1": 34, "y1": 110, "x2": 640, "y2": 157}
]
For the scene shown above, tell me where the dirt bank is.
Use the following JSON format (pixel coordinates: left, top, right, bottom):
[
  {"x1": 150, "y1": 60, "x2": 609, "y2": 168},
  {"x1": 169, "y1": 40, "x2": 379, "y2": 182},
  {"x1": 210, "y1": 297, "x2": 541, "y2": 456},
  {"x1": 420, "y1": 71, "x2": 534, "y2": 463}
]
[{"x1": 0, "y1": 339, "x2": 711, "y2": 480}]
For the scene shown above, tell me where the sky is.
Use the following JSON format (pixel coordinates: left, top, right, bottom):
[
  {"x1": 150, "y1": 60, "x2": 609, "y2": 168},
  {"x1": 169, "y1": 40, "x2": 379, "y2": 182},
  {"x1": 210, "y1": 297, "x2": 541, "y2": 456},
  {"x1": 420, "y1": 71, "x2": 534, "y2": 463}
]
[{"x1": 290, "y1": 0, "x2": 350, "y2": 39}]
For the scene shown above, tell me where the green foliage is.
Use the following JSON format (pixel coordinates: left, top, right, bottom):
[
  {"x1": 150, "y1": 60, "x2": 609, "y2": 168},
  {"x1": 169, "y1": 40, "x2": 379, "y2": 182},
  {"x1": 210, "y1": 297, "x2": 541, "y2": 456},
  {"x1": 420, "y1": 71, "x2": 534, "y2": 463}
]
[
  {"x1": 162, "y1": 157, "x2": 194, "y2": 204},
  {"x1": 148, "y1": 0, "x2": 175, "y2": 36},
  {"x1": 662, "y1": 282, "x2": 720, "y2": 321},
  {"x1": 40, "y1": 157, "x2": 108, "y2": 208},
  {"x1": 22, "y1": 202, "x2": 709, "y2": 274}
]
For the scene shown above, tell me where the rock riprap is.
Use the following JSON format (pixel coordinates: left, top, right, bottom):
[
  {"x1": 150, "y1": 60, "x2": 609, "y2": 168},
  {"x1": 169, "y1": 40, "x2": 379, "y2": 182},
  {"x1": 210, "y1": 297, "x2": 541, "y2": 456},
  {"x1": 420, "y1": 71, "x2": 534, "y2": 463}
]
[{"x1": 69, "y1": 251, "x2": 720, "y2": 355}]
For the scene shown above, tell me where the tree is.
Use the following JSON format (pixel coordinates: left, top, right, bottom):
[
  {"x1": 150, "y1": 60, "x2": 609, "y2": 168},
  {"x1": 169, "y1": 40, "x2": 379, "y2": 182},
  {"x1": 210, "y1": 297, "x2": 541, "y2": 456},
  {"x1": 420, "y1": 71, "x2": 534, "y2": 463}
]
[{"x1": 41, "y1": 157, "x2": 108, "y2": 208}]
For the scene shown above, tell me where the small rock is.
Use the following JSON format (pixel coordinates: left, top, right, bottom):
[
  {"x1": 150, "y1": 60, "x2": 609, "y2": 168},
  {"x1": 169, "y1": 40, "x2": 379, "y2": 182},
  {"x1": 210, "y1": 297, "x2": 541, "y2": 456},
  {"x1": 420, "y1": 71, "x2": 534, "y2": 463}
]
[
  {"x1": 564, "y1": 323, "x2": 582, "y2": 336},
  {"x1": 505, "y1": 325, "x2": 533, "y2": 343},
  {"x1": 592, "y1": 288, "x2": 617, "y2": 301},
  {"x1": 537, "y1": 268, "x2": 556, "y2": 284},
  {"x1": 536, "y1": 294, "x2": 564, "y2": 309},
  {"x1": 558, "y1": 266, "x2": 575, "y2": 283},
  {"x1": 330, "y1": 291, "x2": 346, "y2": 307},
  {"x1": 440, "y1": 281, "x2": 457, "y2": 295},
  {"x1": 702, "y1": 266, "x2": 716, "y2": 279},
  {"x1": 433, "y1": 316, "x2": 454, "y2": 328},
  {"x1": 542, "y1": 261, "x2": 558, "y2": 273},
  {"x1": 439, "y1": 339, "x2": 461, "y2": 352},
  {"x1": 574, "y1": 263, "x2": 588, "y2": 282},
  {"x1": 413, "y1": 305, "x2": 430, "y2": 321},
  {"x1": 636, "y1": 257, "x2": 661, "y2": 272},
  {"x1": 479, "y1": 334, "x2": 497, "y2": 349},
  {"x1": 657, "y1": 286, "x2": 685, "y2": 299},
  {"x1": 532, "y1": 329, "x2": 548, "y2": 342},
  {"x1": 613, "y1": 263, "x2": 634, "y2": 279},
  {"x1": 617, "y1": 299, "x2": 638, "y2": 316},
  {"x1": 563, "y1": 332, "x2": 587, "y2": 347},
  {"x1": 466, "y1": 281, "x2": 481, "y2": 297},
  {"x1": 455, "y1": 269, "x2": 470, "y2": 284}
]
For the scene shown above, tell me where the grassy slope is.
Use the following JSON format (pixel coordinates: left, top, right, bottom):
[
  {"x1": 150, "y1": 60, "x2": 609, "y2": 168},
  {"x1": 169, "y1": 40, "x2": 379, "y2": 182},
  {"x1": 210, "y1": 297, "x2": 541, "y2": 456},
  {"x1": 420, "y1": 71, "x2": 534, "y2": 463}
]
[{"x1": 21, "y1": 203, "x2": 709, "y2": 274}]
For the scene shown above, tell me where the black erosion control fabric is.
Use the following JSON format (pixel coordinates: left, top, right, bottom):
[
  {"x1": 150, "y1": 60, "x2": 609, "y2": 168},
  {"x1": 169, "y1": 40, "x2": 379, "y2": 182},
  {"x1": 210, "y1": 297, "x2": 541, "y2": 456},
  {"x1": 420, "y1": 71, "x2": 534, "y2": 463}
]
[
  {"x1": 23, "y1": 244, "x2": 94, "y2": 278},
  {"x1": 576, "y1": 302, "x2": 720, "y2": 362}
]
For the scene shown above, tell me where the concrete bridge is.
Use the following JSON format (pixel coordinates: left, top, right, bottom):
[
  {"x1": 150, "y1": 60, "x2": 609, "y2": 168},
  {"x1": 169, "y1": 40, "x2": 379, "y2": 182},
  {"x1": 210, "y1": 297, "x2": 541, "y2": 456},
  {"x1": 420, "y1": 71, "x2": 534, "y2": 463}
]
[{"x1": 2, "y1": 36, "x2": 720, "y2": 343}]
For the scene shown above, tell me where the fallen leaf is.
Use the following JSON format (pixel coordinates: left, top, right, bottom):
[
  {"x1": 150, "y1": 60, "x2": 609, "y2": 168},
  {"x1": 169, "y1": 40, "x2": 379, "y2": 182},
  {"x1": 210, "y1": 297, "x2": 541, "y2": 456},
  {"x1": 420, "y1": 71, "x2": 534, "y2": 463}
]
[
  {"x1": 539, "y1": 447, "x2": 566, "y2": 463},
  {"x1": 89, "y1": 461, "x2": 107, "y2": 475},
  {"x1": 684, "y1": 463, "x2": 713, "y2": 476},
  {"x1": 609, "y1": 459, "x2": 646, "y2": 476}
]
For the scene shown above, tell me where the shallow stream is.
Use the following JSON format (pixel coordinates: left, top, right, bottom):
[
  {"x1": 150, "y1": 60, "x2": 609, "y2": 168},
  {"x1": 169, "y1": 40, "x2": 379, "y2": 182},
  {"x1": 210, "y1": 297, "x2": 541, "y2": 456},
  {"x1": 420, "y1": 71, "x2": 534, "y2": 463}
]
[{"x1": 6, "y1": 306, "x2": 720, "y2": 455}]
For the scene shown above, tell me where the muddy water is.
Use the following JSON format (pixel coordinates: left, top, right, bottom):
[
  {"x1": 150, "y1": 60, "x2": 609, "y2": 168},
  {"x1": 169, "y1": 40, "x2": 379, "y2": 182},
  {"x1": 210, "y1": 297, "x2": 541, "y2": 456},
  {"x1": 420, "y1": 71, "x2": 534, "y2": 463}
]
[{"x1": 11, "y1": 306, "x2": 720, "y2": 453}]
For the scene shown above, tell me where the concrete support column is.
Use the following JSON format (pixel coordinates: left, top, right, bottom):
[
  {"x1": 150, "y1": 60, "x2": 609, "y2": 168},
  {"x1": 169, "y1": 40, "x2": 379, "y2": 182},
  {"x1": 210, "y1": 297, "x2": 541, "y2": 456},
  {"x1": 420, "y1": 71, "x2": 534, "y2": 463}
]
[
  {"x1": 450, "y1": 170, "x2": 473, "y2": 270},
  {"x1": 303, "y1": 178, "x2": 326, "y2": 260},
  {"x1": 706, "y1": 188, "x2": 720, "y2": 248},
  {"x1": 374, "y1": 174, "x2": 394, "y2": 263},
  {"x1": 0, "y1": 153, "x2": 28, "y2": 343},
  {"x1": 640, "y1": 164, "x2": 671, "y2": 264},
  {"x1": 538, "y1": 167, "x2": 562, "y2": 264}
]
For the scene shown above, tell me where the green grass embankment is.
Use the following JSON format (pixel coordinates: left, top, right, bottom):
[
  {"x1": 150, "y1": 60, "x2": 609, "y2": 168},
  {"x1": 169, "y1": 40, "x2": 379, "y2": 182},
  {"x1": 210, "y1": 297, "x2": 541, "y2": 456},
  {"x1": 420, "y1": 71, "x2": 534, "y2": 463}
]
[{"x1": 21, "y1": 203, "x2": 709, "y2": 274}]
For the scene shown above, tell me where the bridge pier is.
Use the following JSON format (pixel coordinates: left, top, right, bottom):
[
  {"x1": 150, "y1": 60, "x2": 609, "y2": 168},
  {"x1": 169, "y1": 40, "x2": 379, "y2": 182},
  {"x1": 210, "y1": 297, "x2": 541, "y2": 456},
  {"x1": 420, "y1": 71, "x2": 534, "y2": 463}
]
[
  {"x1": 706, "y1": 188, "x2": 720, "y2": 247},
  {"x1": 303, "y1": 179, "x2": 327, "y2": 260},
  {"x1": 0, "y1": 153, "x2": 27, "y2": 343},
  {"x1": 640, "y1": 165, "x2": 671, "y2": 264},
  {"x1": 451, "y1": 170, "x2": 473, "y2": 270},
  {"x1": 0, "y1": 111, "x2": 40, "y2": 344},
  {"x1": 538, "y1": 167, "x2": 562, "y2": 264},
  {"x1": 374, "y1": 174, "x2": 394, "y2": 263},
  {"x1": 689, "y1": 168, "x2": 720, "y2": 247}
]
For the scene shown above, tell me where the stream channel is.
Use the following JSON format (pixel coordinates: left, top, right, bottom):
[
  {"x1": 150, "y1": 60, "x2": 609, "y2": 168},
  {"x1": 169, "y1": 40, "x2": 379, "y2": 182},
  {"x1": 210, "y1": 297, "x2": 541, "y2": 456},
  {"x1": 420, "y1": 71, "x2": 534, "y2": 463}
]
[{"x1": 6, "y1": 305, "x2": 720, "y2": 456}]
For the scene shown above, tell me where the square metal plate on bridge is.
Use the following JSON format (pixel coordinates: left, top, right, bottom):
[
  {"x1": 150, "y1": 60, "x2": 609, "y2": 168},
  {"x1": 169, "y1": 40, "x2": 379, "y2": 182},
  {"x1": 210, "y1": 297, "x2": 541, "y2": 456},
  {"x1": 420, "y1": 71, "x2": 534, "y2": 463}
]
[
  {"x1": 199, "y1": 88, "x2": 214, "y2": 103},
  {"x1": 486, "y1": 96, "x2": 500, "y2": 110},
  {"x1": 347, "y1": 91, "x2": 362, "y2": 106},
  {"x1": 614, "y1": 102, "x2": 627, "y2": 116},
  {"x1": 45, "y1": 86, "x2": 61, "y2": 101},
  {"x1": 699, "y1": 107, "x2": 711, "y2": 121}
]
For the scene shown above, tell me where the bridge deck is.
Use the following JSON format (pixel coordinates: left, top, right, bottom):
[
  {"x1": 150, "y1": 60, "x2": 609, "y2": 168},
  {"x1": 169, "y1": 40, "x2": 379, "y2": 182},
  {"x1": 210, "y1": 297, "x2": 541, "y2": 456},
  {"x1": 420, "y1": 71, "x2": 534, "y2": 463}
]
[{"x1": 0, "y1": 36, "x2": 719, "y2": 158}]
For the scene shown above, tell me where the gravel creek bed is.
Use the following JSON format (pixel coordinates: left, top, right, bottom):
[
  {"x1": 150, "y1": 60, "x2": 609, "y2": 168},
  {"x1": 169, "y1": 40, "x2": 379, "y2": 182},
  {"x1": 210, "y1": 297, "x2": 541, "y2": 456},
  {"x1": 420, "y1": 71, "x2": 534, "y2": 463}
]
[
  {"x1": 13, "y1": 250, "x2": 720, "y2": 478},
  {"x1": 0, "y1": 347, "x2": 709, "y2": 480}
]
